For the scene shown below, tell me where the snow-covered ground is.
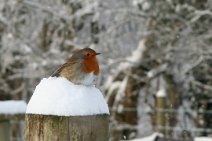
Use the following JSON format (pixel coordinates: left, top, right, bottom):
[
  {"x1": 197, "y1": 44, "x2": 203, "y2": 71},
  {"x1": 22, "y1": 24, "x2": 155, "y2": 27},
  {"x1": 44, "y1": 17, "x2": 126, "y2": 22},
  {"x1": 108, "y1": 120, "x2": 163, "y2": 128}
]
[
  {"x1": 128, "y1": 132, "x2": 163, "y2": 141},
  {"x1": 194, "y1": 137, "x2": 212, "y2": 141},
  {"x1": 0, "y1": 100, "x2": 27, "y2": 114},
  {"x1": 126, "y1": 133, "x2": 212, "y2": 141},
  {"x1": 26, "y1": 77, "x2": 109, "y2": 116}
]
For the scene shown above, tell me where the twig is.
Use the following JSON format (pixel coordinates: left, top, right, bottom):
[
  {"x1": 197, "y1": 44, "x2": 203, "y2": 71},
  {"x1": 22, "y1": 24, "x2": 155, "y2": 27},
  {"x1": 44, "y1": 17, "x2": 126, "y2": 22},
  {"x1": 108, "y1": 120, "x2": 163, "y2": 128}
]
[{"x1": 191, "y1": 80, "x2": 212, "y2": 92}]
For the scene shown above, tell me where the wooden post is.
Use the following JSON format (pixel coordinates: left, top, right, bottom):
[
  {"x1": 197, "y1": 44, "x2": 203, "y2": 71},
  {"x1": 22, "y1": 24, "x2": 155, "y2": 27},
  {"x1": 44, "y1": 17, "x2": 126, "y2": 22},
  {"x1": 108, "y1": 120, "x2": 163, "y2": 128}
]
[
  {"x1": 0, "y1": 120, "x2": 10, "y2": 141},
  {"x1": 25, "y1": 114, "x2": 109, "y2": 141}
]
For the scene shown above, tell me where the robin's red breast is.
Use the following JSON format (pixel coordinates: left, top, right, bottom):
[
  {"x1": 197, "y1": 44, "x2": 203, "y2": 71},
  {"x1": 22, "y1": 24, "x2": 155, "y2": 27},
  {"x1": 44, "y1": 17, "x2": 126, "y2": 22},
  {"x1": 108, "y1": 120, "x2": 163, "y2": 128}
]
[{"x1": 51, "y1": 48, "x2": 100, "y2": 86}]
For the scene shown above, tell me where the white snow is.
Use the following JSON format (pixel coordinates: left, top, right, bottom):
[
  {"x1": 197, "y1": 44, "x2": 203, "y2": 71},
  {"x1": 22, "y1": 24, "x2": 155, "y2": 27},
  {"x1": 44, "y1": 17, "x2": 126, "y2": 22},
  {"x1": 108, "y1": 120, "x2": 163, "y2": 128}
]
[
  {"x1": 194, "y1": 137, "x2": 212, "y2": 141},
  {"x1": 156, "y1": 89, "x2": 166, "y2": 97},
  {"x1": 142, "y1": 2, "x2": 151, "y2": 11},
  {"x1": 132, "y1": 0, "x2": 145, "y2": 6},
  {"x1": 0, "y1": 100, "x2": 27, "y2": 114},
  {"x1": 26, "y1": 77, "x2": 110, "y2": 116},
  {"x1": 147, "y1": 71, "x2": 154, "y2": 78},
  {"x1": 127, "y1": 39, "x2": 146, "y2": 63},
  {"x1": 130, "y1": 132, "x2": 163, "y2": 141},
  {"x1": 115, "y1": 39, "x2": 147, "y2": 73}
]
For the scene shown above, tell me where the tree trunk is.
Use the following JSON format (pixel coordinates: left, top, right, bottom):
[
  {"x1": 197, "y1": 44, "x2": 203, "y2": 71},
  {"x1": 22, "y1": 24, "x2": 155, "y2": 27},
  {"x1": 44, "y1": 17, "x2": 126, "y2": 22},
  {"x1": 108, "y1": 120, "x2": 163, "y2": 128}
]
[
  {"x1": 156, "y1": 96, "x2": 165, "y2": 134},
  {"x1": 25, "y1": 114, "x2": 109, "y2": 141}
]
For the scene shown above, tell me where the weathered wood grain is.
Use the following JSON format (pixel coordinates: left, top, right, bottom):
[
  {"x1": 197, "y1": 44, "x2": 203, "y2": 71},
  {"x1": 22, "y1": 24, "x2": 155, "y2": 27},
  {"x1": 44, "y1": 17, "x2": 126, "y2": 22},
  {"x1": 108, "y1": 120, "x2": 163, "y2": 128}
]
[{"x1": 25, "y1": 114, "x2": 109, "y2": 141}]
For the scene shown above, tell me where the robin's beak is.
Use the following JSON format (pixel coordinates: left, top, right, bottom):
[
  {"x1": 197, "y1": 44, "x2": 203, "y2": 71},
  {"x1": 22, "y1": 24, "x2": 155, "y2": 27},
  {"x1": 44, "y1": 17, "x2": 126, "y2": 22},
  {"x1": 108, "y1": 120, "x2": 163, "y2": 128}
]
[{"x1": 96, "y1": 53, "x2": 101, "y2": 55}]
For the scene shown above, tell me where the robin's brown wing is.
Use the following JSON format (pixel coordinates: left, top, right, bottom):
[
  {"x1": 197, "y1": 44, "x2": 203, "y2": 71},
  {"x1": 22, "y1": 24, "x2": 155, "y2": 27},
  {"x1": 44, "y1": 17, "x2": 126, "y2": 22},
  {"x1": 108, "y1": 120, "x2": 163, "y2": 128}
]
[
  {"x1": 51, "y1": 63, "x2": 67, "y2": 77},
  {"x1": 51, "y1": 57, "x2": 77, "y2": 77}
]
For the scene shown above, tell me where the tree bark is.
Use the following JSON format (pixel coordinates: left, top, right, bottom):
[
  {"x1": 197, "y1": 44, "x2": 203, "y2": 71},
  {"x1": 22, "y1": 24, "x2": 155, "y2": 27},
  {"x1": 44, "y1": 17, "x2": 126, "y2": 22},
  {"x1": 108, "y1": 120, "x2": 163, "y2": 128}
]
[{"x1": 156, "y1": 96, "x2": 165, "y2": 134}]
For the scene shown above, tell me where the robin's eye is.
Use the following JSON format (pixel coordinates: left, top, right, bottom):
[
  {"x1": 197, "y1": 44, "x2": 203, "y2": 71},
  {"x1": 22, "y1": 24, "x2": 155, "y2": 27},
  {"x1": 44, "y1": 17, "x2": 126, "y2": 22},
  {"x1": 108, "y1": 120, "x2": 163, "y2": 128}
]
[{"x1": 86, "y1": 53, "x2": 90, "y2": 56}]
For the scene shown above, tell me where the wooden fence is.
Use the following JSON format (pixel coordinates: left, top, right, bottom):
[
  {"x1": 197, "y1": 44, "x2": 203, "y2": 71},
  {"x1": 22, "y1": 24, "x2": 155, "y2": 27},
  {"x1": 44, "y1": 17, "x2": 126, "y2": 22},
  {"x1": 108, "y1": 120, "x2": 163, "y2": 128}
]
[
  {"x1": 0, "y1": 107, "x2": 212, "y2": 141},
  {"x1": 0, "y1": 100, "x2": 26, "y2": 141},
  {"x1": 0, "y1": 114, "x2": 25, "y2": 141}
]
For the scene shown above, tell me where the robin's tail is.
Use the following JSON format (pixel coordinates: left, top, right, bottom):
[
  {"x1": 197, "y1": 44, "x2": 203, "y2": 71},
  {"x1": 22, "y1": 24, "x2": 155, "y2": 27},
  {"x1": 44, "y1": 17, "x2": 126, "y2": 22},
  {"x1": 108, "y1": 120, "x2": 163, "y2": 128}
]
[{"x1": 51, "y1": 66, "x2": 63, "y2": 77}]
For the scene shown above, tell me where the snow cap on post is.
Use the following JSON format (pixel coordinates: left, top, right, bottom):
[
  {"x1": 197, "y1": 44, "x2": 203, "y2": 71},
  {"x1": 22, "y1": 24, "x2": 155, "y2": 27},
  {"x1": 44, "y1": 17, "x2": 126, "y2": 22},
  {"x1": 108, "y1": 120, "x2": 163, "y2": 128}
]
[{"x1": 26, "y1": 77, "x2": 109, "y2": 116}]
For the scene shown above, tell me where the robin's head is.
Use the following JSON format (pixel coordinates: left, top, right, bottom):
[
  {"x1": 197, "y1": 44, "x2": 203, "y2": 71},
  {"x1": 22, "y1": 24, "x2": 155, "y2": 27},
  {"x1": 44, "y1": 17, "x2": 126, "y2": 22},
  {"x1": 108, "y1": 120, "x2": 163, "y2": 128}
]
[
  {"x1": 72, "y1": 48, "x2": 100, "y2": 60},
  {"x1": 71, "y1": 48, "x2": 100, "y2": 75}
]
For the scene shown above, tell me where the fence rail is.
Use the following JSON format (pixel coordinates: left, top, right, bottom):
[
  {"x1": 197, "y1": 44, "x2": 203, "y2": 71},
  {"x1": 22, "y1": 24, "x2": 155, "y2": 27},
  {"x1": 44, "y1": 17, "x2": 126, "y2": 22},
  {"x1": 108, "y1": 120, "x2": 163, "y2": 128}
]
[
  {"x1": 0, "y1": 100, "x2": 26, "y2": 141},
  {"x1": 0, "y1": 108, "x2": 211, "y2": 141},
  {"x1": 0, "y1": 114, "x2": 25, "y2": 141},
  {"x1": 0, "y1": 114, "x2": 25, "y2": 121}
]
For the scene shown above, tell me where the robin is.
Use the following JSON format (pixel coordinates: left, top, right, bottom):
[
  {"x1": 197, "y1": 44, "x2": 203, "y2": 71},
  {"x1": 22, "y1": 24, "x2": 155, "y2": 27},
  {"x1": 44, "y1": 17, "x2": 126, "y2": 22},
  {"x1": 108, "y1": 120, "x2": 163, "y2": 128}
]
[{"x1": 51, "y1": 48, "x2": 100, "y2": 86}]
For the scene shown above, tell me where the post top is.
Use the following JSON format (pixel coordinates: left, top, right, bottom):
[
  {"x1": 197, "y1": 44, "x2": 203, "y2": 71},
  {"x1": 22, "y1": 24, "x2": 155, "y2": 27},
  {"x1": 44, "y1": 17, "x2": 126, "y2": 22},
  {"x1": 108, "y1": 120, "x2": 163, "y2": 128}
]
[{"x1": 26, "y1": 77, "x2": 109, "y2": 116}]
